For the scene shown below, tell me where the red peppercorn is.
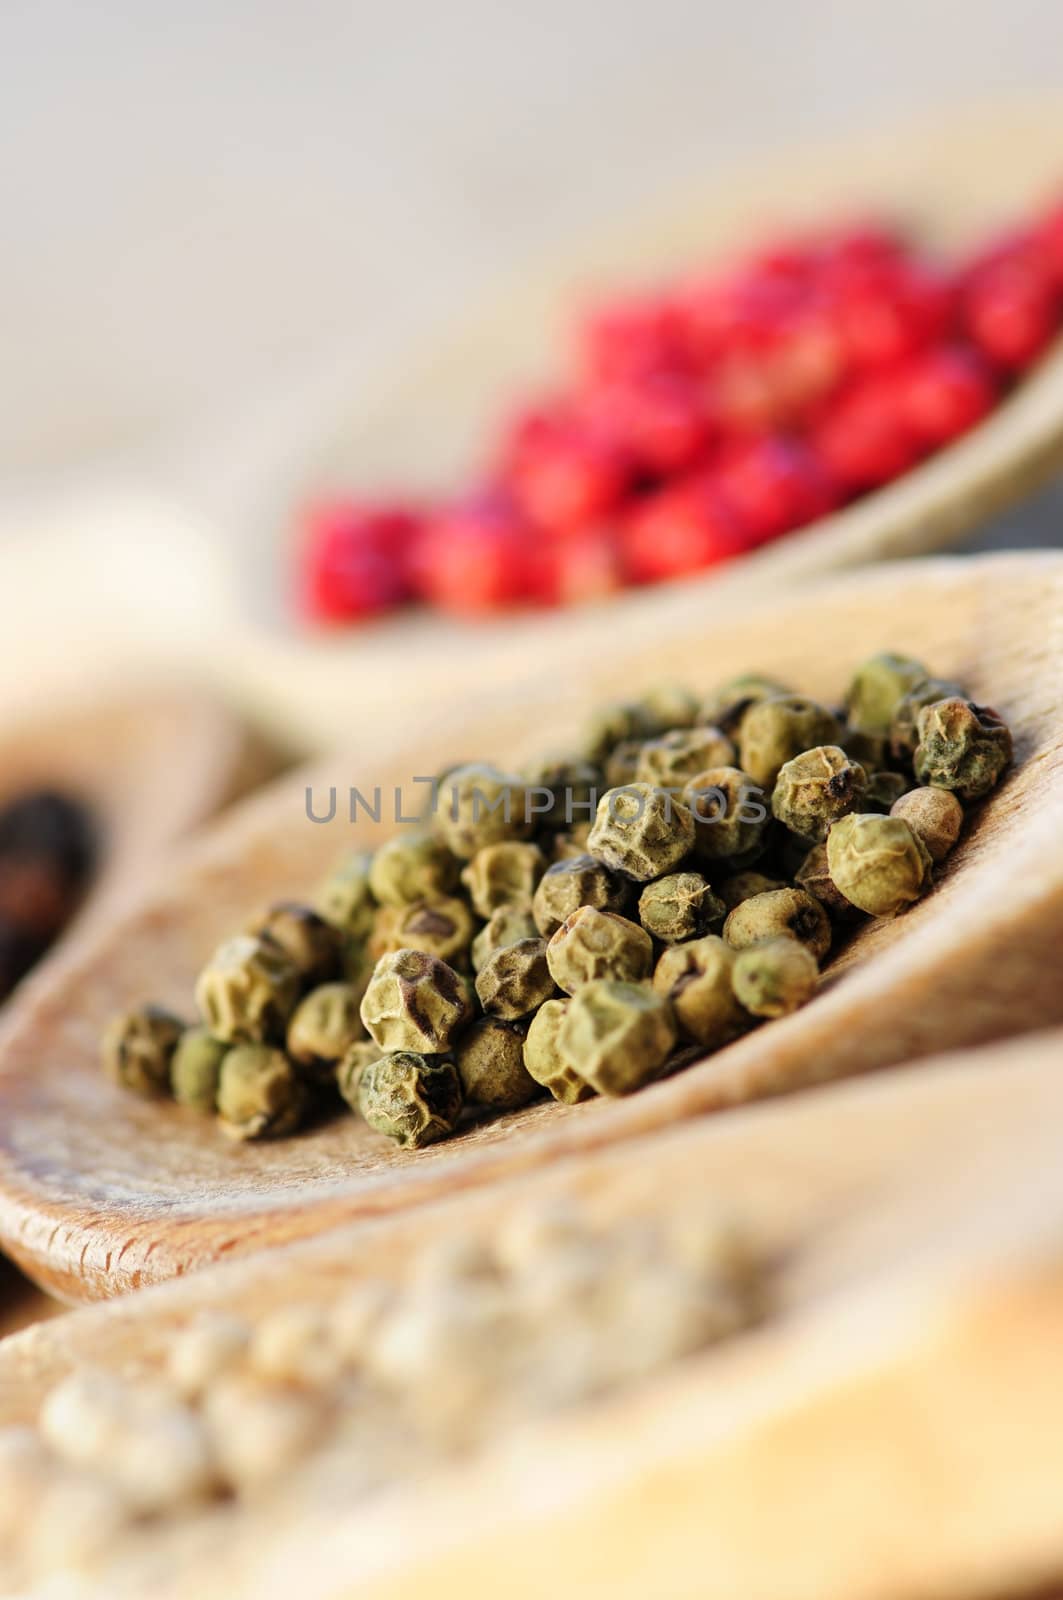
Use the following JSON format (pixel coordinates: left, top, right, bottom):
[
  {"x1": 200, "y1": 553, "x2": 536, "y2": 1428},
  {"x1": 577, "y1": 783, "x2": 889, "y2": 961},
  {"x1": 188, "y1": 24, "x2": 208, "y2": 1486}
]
[
  {"x1": 577, "y1": 372, "x2": 715, "y2": 477},
  {"x1": 896, "y1": 346, "x2": 997, "y2": 449},
  {"x1": 829, "y1": 262, "x2": 956, "y2": 371},
  {"x1": 411, "y1": 497, "x2": 538, "y2": 615},
  {"x1": 534, "y1": 528, "x2": 625, "y2": 605},
  {"x1": 671, "y1": 275, "x2": 729, "y2": 369},
  {"x1": 579, "y1": 293, "x2": 687, "y2": 383},
  {"x1": 620, "y1": 477, "x2": 749, "y2": 583},
  {"x1": 299, "y1": 501, "x2": 416, "y2": 622},
  {"x1": 813, "y1": 379, "x2": 921, "y2": 491},
  {"x1": 817, "y1": 222, "x2": 909, "y2": 277},
  {"x1": 505, "y1": 421, "x2": 630, "y2": 536},
  {"x1": 746, "y1": 236, "x2": 823, "y2": 292},
  {"x1": 298, "y1": 203, "x2": 1060, "y2": 627},
  {"x1": 1035, "y1": 202, "x2": 1063, "y2": 291},
  {"x1": 963, "y1": 255, "x2": 1059, "y2": 372},
  {"x1": 714, "y1": 434, "x2": 840, "y2": 541},
  {"x1": 714, "y1": 304, "x2": 847, "y2": 433}
]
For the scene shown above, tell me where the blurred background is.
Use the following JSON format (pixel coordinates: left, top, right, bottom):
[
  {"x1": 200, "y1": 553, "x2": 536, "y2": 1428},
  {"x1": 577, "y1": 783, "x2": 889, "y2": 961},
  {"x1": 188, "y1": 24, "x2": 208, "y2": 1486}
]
[
  {"x1": 3, "y1": 0, "x2": 1062, "y2": 499},
  {"x1": 1, "y1": 2, "x2": 1062, "y2": 737}
]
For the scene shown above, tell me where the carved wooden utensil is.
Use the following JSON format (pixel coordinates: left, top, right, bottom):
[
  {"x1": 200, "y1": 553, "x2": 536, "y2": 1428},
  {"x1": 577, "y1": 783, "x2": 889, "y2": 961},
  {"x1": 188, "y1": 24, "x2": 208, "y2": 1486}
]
[
  {"x1": 219, "y1": 102, "x2": 1063, "y2": 748},
  {"x1": 2, "y1": 1029, "x2": 1063, "y2": 1600},
  {"x1": 0, "y1": 553, "x2": 1061, "y2": 1302},
  {"x1": 0, "y1": 690, "x2": 280, "y2": 942}
]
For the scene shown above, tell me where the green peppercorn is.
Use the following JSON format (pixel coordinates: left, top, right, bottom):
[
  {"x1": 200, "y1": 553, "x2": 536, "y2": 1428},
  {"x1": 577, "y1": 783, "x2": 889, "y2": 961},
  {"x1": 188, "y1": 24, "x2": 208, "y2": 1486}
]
[
  {"x1": 636, "y1": 682, "x2": 700, "y2": 732},
  {"x1": 531, "y1": 854, "x2": 632, "y2": 939},
  {"x1": 460, "y1": 841, "x2": 545, "y2": 918},
  {"x1": 336, "y1": 1039, "x2": 384, "y2": 1112},
  {"x1": 170, "y1": 1026, "x2": 226, "y2": 1111},
  {"x1": 471, "y1": 904, "x2": 539, "y2": 973},
  {"x1": 839, "y1": 728, "x2": 891, "y2": 772},
  {"x1": 682, "y1": 766, "x2": 771, "y2": 865},
  {"x1": 546, "y1": 906, "x2": 653, "y2": 995},
  {"x1": 342, "y1": 939, "x2": 376, "y2": 997},
  {"x1": 863, "y1": 770, "x2": 911, "y2": 813},
  {"x1": 475, "y1": 939, "x2": 556, "y2": 1020},
  {"x1": 913, "y1": 698, "x2": 1013, "y2": 801},
  {"x1": 550, "y1": 823, "x2": 594, "y2": 862},
  {"x1": 315, "y1": 851, "x2": 376, "y2": 941},
  {"x1": 522, "y1": 998, "x2": 595, "y2": 1104},
  {"x1": 587, "y1": 784, "x2": 695, "y2": 881},
  {"x1": 699, "y1": 673, "x2": 792, "y2": 737},
  {"x1": 435, "y1": 764, "x2": 533, "y2": 859},
  {"x1": 455, "y1": 1018, "x2": 540, "y2": 1110},
  {"x1": 732, "y1": 936, "x2": 819, "y2": 1019},
  {"x1": 367, "y1": 904, "x2": 404, "y2": 963},
  {"x1": 580, "y1": 701, "x2": 655, "y2": 763},
  {"x1": 604, "y1": 739, "x2": 644, "y2": 790},
  {"x1": 637, "y1": 873, "x2": 725, "y2": 944},
  {"x1": 793, "y1": 843, "x2": 860, "y2": 918},
  {"x1": 360, "y1": 949, "x2": 473, "y2": 1053},
  {"x1": 376, "y1": 897, "x2": 477, "y2": 967},
  {"x1": 286, "y1": 982, "x2": 366, "y2": 1080},
  {"x1": 217, "y1": 1045, "x2": 308, "y2": 1140},
  {"x1": 635, "y1": 728, "x2": 736, "y2": 793},
  {"x1": 102, "y1": 1005, "x2": 184, "y2": 1097},
  {"x1": 845, "y1": 652, "x2": 930, "y2": 736},
  {"x1": 369, "y1": 831, "x2": 459, "y2": 907},
  {"x1": 890, "y1": 785, "x2": 964, "y2": 863},
  {"x1": 888, "y1": 676, "x2": 966, "y2": 761},
  {"x1": 771, "y1": 746, "x2": 868, "y2": 845},
  {"x1": 251, "y1": 905, "x2": 340, "y2": 990},
  {"x1": 738, "y1": 695, "x2": 841, "y2": 790},
  {"x1": 652, "y1": 937, "x2": 747, "y2": 1049},
  {"x1": 559, "y1": 979, "x2": 677, "y2": 1096},
  {"x1": 194, "y1": 935, "x2": 300, "y2": 1046},
  {"x1": 520, "y1": 756, "x2": 601, "y2": 830},
  {"x1": 357, "y1": 1052, "x2": 463, "y2": 1149},
  {"x1": 716, "y1": 871, "x2": 788, "y2": 912},
  {"x1": 722, "y1": 888, "x2": 831, "y2": 962},
  {"x1": 826, "y1": 813, "x2": 933, "y2": 917}
]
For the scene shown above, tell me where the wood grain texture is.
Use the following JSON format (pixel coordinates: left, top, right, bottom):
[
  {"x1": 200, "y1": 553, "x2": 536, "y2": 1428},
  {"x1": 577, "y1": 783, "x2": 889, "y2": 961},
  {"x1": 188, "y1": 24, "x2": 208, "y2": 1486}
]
[
  {"x1": 221, "y1": 103, "x2": 1063, "y2": 749},
  {"x1": 4, "y1": 1029, "x2": 1063, "y2": 1600},
  {"x1": 1, "y1": 552, "x2": 1062, "y2": 1302}
]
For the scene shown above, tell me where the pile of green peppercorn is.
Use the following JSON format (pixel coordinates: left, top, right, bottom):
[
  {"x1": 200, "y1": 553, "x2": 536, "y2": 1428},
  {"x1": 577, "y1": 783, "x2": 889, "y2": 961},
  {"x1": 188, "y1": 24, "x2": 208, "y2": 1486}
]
[{"x1": 101, "y1": 653, "x2": 1013, "y2": 1148}]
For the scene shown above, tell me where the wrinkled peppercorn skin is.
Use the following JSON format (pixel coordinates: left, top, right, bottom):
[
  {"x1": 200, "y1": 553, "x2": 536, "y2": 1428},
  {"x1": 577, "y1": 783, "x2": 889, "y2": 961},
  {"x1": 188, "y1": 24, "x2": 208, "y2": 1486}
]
[
  {"x1": 913, "y1": 697, "x2": 1012, "y2": 801},
  {"x1": 360, "y1": 949, "x2": 473, "y2": 1053}
]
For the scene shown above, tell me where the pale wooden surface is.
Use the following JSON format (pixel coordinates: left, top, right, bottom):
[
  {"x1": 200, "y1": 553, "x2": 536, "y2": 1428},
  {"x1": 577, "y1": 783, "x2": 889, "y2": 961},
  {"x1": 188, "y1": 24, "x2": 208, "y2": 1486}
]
[
  {"x1": 0, "y1": 552, "x2": 1061, "y2": 1303},
  {"x1": 4, "y1": 1028, "x2": 1063, "y2": 1598}
]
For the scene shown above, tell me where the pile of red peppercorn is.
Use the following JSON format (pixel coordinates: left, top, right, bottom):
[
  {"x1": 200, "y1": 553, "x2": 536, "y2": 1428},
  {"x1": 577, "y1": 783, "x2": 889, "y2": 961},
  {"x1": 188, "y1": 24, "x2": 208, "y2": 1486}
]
[{"x1": 300, "y1": 202, "x2": 1063, "y2": 625}]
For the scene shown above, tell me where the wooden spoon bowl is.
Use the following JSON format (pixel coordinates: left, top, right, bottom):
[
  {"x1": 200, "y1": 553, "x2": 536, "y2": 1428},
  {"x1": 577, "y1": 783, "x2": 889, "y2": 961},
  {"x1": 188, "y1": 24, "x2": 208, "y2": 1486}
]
[
  {"x1": 222, "y1": 102, "x2": 1063, "y2": 748},
  {"x1": 3, "y1": 1030, "x2": 1063, "y2": 1600},
  {"x1": 0, "y1": 690, "x2": 280, "y2": 946},
  {"x1": 1, "y1": 552, "x2": 1062, "y2": 1302}
]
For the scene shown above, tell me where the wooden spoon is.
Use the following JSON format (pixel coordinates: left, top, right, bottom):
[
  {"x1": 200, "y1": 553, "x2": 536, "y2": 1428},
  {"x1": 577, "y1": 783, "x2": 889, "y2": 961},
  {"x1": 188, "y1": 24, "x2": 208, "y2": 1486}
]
[
  {"x1": 3, "y1": 108, "x2": 1061, "y2": 758},
  {"x1": 0, "y1": 688, "x2": 283, "y2": 1318},
  {"x1": 3, "y1": 1029, "x2": 1063, "y2": 1600},
  {"x1": 0, "y1": 689, "x2": 281, "y2": 944},
  {"x1": 209, "y1": 100, "x2": 1063, "y2": 748},
  {"x1": 0, "y1": 552, "x2": 1061, "y2": 1303}
]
